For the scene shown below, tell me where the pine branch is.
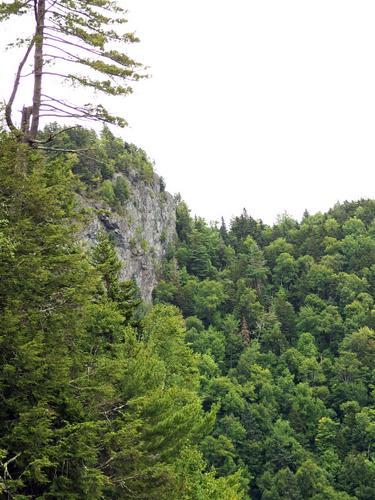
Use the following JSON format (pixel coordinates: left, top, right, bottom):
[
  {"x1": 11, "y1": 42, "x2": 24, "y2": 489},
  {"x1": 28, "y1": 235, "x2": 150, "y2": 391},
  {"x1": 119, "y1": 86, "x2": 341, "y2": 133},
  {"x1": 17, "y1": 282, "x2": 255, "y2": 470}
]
[
  {"x1": 3, "y1": 0, "x2": 144, "y2": 139},
  {"x1": 44, "y1": 33, "x2": 105, "y2": 57},
  {"x1": 40, "y1": 100, "x2": 94, "y2": 117}
]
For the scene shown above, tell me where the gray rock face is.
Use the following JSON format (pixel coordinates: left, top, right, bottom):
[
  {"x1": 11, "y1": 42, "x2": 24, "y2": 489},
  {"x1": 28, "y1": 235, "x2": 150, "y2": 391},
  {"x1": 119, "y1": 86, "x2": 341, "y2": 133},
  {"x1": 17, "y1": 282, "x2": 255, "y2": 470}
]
[{"x1": 81, "y1": 169, "x2": 177, "y2": 302}]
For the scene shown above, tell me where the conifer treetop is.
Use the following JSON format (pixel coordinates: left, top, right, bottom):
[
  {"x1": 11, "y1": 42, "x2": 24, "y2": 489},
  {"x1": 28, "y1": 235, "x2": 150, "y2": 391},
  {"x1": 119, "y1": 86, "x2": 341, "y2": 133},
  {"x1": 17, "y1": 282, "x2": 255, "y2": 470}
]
[{"x1": 1, "y1": 0, "x2": 146, "y2": 144}]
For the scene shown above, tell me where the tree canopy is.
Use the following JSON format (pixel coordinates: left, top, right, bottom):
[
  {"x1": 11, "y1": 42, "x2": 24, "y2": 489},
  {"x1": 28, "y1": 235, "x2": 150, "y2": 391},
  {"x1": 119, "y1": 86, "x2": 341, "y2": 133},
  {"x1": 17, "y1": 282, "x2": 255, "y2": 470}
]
[
  {"x1": 1, "y1": 120, "x2": 374, "y2": 498},
  {"x1": 155, "y1": 197, "x2": 375, "y2": 499},
  {"x1": 0, "y1": 131, "x2": 244, "y2": 498}
]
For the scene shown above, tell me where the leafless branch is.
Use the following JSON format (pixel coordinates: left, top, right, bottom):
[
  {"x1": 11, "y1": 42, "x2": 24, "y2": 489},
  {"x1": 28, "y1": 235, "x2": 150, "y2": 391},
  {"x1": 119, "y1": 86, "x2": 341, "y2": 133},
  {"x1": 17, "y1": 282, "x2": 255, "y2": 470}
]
[
  {"x1": 45, "y1": 0, "x2": 59, "y2": 14},
  {"x1": 45, "y1": 33, "x2": 103, "y2": 57},
  {"x1": 5, "y1": 38, "x2": 35, "y2": 134},
  {"x1": 41, "y1": 93, "x2": 75, "y2": 104},
  {"x1": 32, "y1": 124, "x2": 82, "y2": 144},
  {"x1": 20, "y1": 71, "x2": 35, "y2": 78},
  {"x1": 44, "y1": 53, "x2": 79, "y2": 64},
  {"x1": 1, "y1": 452, "x2": 21, "y2": 480},
  {"x1": 40, "y1": 102, "x2": 92, "y2": 117},
  {"x1": 36, "y1": 146, "x2": 90, "y2": 152},
  {"x1": 39, "y1": 113, "x2": 91, "y2": 119},
  {"x1": 44, "y1": 43, "x2": 80, "y2": 60},
  {"x1": 41, "y1": 71, "x2": 71, "y2": 78}
]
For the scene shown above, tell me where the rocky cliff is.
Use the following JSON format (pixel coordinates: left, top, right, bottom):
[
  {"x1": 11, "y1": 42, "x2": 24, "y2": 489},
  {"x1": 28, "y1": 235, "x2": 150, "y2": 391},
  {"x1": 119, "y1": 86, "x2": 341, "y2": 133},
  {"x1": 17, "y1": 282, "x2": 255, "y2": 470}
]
[{"x1": 81, "y1": 168, "x2": 177, "y2": 302}]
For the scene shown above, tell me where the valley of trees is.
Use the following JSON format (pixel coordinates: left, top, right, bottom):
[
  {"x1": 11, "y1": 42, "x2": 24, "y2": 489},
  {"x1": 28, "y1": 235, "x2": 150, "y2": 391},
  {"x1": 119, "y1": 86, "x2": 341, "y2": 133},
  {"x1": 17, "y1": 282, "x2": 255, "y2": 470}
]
[
  {"x1": 153, "y1": 199, "x2": 375, "y2": 499},
  {"x1": 0, "y1": 125, "x2": 374, "y2": 498},
  {"x1": 0, "y1": 3, "x2": 374, "y2": 496}
]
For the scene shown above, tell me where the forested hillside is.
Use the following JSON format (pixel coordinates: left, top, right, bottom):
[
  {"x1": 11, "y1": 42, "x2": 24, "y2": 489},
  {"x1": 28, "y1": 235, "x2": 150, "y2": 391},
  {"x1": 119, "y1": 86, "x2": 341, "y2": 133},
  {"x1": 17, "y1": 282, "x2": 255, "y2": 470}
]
[
  {"x1": 0, "y1": 125, "x2": 374, "y2": 499},
  {"x1": 2, "y1": 0, "x2": 373, "y2": 497},
  {"x1": 39, "y1": 124, "x2": 177, "y2": 302},
  {"x1": 0, "y1": 133, "x2": 242, "y2": 499},
  {"x1": 154, "y1": 199, "x2": 375, "y2": 499}
]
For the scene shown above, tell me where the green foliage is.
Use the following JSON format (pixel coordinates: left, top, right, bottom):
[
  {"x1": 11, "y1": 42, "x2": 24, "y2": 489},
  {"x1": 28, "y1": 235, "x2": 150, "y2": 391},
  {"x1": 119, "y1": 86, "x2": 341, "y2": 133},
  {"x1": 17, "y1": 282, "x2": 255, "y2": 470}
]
[
  {"x1": 2, "y1": 0, "x2": 146, "y2": 141},
  {"x1": 2, "y1": 123, "x2": 375, "y2": 499},
  {"x1": 100, "y1": 179, "x2": 116, "y2": 205},
  {"x1": 157, "y1": 194, "x2": 375, "y2": 499},
  {"x1": 176, "y1": 200, "x2": 193, "y2": 242},
  {"x1": 0, "y1": 135, "x2": 237, "y2": 498},
  {"x1": 113, "y1": 175, "x2": 130, "y2": 204},
  {"x1": 174, "y1": 446, "x2": 245, "y2": 499},
  {"x1": 92, "y1": 230, "x2": 121, "y2": 288},
  {"x1": 40, "y1": 123, "x2": 154, "y2": 194}
]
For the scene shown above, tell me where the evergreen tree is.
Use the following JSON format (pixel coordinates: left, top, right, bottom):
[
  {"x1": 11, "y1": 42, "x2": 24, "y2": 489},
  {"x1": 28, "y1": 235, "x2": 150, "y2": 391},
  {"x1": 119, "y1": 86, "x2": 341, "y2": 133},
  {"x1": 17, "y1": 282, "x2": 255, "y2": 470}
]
[
  {"x1": 159, "y1": 195, "x2": 375, "y2": 498},
  {"x1": 0, "y1": 135, "x2": 99, "y2": 496},
  {"x1": 1, "y1": 0, "x2": 146, "y2": 142},
  {"x1": 92, "y1": 230, "x2": 122, "y2": 292},
  {"x1": 0, "y1": 135, "x2": 242, "y2": 498}
]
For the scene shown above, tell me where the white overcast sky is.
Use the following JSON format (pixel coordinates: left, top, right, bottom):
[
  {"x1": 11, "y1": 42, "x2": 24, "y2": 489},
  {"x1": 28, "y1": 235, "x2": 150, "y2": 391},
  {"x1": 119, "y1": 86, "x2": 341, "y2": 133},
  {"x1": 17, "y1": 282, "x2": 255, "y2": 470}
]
[{"x1": 1, "y1": 0, "x2": 375, "y2": 224}]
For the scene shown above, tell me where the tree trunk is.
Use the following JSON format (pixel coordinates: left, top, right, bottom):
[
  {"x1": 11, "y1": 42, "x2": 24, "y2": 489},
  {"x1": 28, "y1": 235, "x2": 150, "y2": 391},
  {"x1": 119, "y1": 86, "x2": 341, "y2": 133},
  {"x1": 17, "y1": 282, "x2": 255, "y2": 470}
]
[
  {"x1": 21, "y1": 106, "x2": 33, "y2": 139},
  {"x1": 29, "y1": 0, "x2": 45, "y2": 141}
]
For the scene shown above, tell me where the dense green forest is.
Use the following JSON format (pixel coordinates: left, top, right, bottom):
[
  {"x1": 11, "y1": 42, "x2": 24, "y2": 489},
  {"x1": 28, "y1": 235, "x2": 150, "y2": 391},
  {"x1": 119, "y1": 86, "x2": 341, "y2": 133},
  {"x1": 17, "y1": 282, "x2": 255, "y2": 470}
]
[
  {"x1": 0, "y1": 126, "x2": 374, "y2": 499},
  {"x1": 154, "y1": 197, "x2": 375, "y2": 499},
  {"x1": 0, "y1": 131, "x2": 241, "y2": 499}
]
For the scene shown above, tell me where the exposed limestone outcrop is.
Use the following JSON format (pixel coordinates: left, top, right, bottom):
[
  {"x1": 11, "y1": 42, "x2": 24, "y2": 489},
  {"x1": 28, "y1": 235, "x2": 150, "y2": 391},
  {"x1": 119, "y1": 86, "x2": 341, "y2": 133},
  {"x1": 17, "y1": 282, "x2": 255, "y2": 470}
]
[{"x1": 81, "y1": 168, "x2": 177, "y2": 302}]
